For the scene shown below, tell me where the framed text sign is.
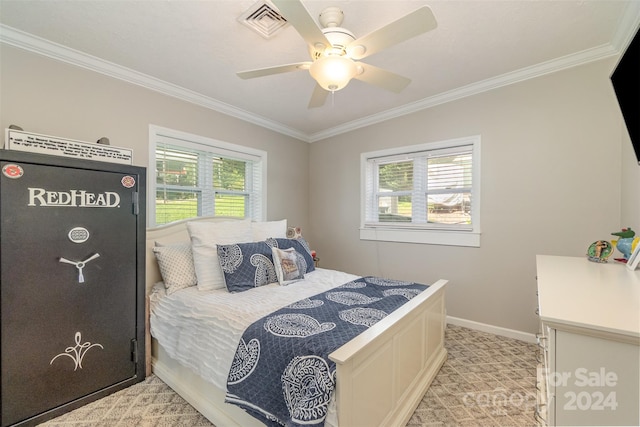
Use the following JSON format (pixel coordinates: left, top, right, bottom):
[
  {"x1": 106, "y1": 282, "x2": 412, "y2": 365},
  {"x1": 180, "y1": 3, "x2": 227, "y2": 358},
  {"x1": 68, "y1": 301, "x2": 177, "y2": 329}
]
[{"x1": 4, "y1": 129, "x2": 132, "y2": 165}]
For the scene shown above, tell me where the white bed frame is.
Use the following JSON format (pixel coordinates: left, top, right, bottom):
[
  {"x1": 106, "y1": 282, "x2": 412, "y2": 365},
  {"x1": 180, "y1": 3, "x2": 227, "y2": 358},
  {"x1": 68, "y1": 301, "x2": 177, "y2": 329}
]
[{"x1": 145, "y1": 217, "x2": 448, "y2": 427}]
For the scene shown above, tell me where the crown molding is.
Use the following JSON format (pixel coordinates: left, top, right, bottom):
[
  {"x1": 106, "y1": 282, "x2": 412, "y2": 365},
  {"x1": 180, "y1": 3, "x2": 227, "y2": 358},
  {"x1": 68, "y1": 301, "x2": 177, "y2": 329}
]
[
  {"x1": 608, "y1": 0, "x2": 640, "y2": 72},
  {"x1": 2, "y1": 14, "x2": 637, "y2": 144},
  {"x1": 309, "y1": 1, "x2": 640, "y2": 143},
  {"x1": 0, "y1": 24, "x2": 310, "y2": 142},
  {"x1": 308, "y1": 43, "x2": 618, "y2": 142},
  {"x1": 611, "y1": 0, "x2": 640, "y2": 51}
]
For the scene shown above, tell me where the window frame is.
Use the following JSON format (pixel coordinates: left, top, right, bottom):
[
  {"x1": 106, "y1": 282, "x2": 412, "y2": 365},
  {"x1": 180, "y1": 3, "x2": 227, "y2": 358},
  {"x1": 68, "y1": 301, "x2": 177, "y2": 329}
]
[
  {"x1": 360, "y1": 135, "x2": 481, "y2": 247},
  {"x1": 148, "y1": 125, "x2": 267, "y2": 227}
]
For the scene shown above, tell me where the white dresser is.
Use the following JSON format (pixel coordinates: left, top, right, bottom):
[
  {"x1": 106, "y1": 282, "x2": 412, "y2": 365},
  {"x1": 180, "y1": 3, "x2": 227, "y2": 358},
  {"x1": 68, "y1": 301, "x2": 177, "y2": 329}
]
[{"x1": 536, "y1": 255, "x2": 640, "y2": 426}]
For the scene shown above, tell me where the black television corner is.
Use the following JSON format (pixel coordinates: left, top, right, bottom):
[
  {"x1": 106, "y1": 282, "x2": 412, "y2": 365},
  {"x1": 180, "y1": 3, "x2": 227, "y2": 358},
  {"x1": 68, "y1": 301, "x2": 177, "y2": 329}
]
[{"x1": 611, "y1": 25, "x2": 640, "y2": 165}]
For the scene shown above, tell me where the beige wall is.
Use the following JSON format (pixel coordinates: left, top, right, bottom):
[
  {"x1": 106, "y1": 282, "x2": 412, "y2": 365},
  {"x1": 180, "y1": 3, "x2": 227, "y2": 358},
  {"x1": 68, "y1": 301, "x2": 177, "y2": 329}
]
[
  {"x1": 308, "y1": 58, "x2": 631, "y2": 334},
  {"x1": 0, "y1": 45, "x2": 310, "y2": 229}
]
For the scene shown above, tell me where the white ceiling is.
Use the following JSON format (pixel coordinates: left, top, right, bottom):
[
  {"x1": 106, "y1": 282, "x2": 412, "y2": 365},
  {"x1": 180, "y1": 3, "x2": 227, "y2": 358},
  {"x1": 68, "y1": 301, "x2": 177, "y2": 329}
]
[{"x1": 1, "y1": 0, "x2": 639, "y2": 142}]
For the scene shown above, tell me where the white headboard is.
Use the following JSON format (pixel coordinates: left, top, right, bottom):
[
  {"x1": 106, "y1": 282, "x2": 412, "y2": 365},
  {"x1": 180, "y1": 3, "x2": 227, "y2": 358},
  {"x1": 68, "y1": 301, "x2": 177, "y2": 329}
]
[
  {"x1": 145, "y1": 216, "x2": 241, "y2": 295},
  {"x1": 145, "y1": 216, "x2": 242, "y2": 375}
]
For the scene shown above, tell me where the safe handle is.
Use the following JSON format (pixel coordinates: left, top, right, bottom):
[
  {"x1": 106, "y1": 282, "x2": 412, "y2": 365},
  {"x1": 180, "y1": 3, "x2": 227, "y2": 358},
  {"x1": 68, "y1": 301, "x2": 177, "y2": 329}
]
[{"x1": 59, "y1": 253, "x2": 100, "y2": 283}]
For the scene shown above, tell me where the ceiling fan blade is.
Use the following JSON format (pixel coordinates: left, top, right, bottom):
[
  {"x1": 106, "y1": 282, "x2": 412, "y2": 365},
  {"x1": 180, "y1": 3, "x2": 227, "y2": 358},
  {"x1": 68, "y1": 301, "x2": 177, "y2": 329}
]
[
  {"x1": 271, "y1": 0, "x2": 331, "y2": 52},
  {"x1": 347, "y1": 6, "x2": 437, "y2": 60},
  {"x1": 353, "y1": 63, "x2": 411, "y2": 93},
  {"x1": 308, "y1": 84, "x2": 329, "y2": 109},
  {"x1": 237, "y1": 62, "x2": 311, "y2": 79}
]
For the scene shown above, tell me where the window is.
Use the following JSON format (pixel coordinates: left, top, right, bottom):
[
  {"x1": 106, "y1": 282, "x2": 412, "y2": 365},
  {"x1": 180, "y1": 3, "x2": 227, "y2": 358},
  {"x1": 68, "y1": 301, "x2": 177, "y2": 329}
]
[
  {"x1": 361, "y1": 136, "x2": 480, "y2": 247},
  {"x1": 149, "y1": 125, "x2": 266, "y2": 226}
]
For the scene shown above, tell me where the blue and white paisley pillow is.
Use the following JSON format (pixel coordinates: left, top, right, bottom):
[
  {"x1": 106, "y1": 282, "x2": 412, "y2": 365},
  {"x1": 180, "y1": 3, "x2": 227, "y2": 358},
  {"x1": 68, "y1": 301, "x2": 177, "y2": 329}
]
[{"x1": 217, "y1": 241, "x2": 278, "y2": 293}]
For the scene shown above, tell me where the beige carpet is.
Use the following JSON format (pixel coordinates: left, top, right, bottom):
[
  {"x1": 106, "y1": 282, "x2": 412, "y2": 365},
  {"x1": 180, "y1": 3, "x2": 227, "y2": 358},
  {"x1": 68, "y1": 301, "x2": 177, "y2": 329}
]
[
  {"x1": 406, "y1": 325, "x2": 538, "y2": 426},
  {"x1": 41, "y1": 325, "x2": 538, "y2": 426},
  {"x1": 40, "y1": 375, "x2": 212, "y2": 427}
]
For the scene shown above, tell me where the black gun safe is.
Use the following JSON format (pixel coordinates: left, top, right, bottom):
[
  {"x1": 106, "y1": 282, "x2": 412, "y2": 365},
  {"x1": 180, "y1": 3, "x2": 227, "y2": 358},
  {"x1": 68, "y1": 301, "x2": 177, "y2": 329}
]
[{"x1": 0, "y1": 150, "x2": 146, "y2": 426}]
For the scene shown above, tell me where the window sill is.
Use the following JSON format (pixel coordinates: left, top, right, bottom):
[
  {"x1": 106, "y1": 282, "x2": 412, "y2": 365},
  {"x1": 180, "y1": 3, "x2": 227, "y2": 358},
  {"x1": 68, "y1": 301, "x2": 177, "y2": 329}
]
[{"x1": 359, "y1": 227, "x2": 480, "y2": 247}]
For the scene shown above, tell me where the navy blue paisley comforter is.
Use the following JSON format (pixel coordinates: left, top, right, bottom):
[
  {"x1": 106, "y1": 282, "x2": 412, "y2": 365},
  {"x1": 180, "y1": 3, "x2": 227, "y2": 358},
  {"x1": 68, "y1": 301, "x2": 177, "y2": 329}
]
[{"x1": 224, "y1": 276, "x2": 429, "y2": 427}]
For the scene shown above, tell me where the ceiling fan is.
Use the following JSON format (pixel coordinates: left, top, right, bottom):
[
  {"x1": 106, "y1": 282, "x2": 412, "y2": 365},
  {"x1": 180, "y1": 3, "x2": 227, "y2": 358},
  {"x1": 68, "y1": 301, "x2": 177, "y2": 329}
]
[{"x1": 237, "y1": 0, "x2": 437, "y2": 108}]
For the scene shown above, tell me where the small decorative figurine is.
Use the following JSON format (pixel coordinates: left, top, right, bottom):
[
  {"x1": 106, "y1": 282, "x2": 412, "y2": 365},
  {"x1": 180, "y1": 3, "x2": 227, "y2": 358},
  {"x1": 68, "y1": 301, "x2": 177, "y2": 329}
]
[
  {"x1": 611, "y1": 227, "x2": 638, "y2": 262},
  {"x1": 286, "y1": 226, "x2": 302, "y2": 239},
  {"x1": 587, "y1": 240, "x2": 613, "y2": 263}
]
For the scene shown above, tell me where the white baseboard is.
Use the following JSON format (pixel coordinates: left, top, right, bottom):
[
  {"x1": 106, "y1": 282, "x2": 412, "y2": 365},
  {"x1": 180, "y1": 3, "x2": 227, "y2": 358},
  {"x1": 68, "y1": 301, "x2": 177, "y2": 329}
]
[{"x1": 447, "y1": 316, "x2": 537, "y2": 344}]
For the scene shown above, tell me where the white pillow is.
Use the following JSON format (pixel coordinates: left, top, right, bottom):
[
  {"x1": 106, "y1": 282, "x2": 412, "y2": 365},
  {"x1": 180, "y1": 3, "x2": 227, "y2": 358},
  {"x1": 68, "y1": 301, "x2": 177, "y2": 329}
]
[
  {"x1": 271, "y1": 247, "x2": 305, "y2": 286},
  {"x1": 252, "y1": 219, "x2": 287, "y2": 241},
  {"x1": 187, "y1": 219, "x2": 253, "y2": 291},
  {"x1": 153, "y1": 242, "x2": 197, "y2": 295}
]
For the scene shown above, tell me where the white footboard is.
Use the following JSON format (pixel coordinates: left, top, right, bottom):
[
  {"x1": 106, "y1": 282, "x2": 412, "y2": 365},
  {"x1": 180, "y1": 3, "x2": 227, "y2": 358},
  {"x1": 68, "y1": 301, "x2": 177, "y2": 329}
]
[{"x1": 329, "y1": 279, "x2": 448, "y2": 427}]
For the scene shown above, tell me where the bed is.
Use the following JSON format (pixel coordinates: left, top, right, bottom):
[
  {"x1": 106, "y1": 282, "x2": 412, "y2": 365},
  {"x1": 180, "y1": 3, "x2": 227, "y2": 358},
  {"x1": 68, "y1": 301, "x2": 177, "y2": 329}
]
[{"x1": 145, "y1": 216, "x2": 447, "y2": 427}]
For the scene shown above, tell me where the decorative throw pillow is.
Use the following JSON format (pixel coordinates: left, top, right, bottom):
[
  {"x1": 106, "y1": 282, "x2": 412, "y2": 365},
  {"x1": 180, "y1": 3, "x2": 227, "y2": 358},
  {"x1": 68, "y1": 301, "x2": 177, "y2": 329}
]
[
  {"x1": 187, "y1": 219, "x2": 253, "y2": 291},
  {"x1": 217, "y1": 241, "x2": 278, "y2": 293},
  {"x1": 252, "y1": 219, "x2": 287, "y2": 241},
  {"x1": 272, "y1": 237, "x2": 315, "y2": 274},
  {"x1": 271, "y1": 247, "x2": 305, "y2": 286},
  {"x1": 153, "y1": 242, "x2": 197, "y2": 295}
]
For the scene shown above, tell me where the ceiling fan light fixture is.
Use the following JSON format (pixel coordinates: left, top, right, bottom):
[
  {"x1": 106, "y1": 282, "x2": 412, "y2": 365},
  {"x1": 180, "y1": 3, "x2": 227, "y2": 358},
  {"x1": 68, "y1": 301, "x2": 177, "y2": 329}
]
[{"x1": 309, "y1": 55, "x2": 357, "y2": 92}]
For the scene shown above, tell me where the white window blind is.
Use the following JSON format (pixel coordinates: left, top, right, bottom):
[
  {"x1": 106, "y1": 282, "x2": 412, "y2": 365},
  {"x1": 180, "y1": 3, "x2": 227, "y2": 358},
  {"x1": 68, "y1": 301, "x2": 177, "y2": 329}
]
[
  {"x1": 361, "y1": 136, "x2": 480, "y2": 247},
  {"x1": 149, "y1": 126, "x2": 266, "y2": 226}
]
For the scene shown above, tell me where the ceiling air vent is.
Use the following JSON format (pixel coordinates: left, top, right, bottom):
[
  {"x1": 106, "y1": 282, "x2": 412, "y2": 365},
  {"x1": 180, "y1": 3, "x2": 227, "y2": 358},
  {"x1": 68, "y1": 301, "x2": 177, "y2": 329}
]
[{"x1": 238, "y1": 1, "x2": 289, "y2": 39}]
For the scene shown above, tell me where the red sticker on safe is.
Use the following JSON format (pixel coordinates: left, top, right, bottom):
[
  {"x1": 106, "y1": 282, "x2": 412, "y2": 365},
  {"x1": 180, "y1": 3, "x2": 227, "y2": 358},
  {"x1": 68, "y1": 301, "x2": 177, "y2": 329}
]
[
  {"x1": 2, "y1": 164, "x2": 24, "y2": 179},
  {"x1": 121, "y1": 175, "x2": 136, "y2": 188}
]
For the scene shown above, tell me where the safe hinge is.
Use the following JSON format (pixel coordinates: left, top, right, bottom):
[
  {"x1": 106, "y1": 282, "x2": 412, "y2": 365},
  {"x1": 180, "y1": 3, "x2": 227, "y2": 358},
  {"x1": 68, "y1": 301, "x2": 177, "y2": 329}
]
[
  {"x1": 131, "y1": 338, "x2": 139, "y2": 364},
  {"x1": 132, "y1": 192, "x2": 139, "y2": 216}
]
